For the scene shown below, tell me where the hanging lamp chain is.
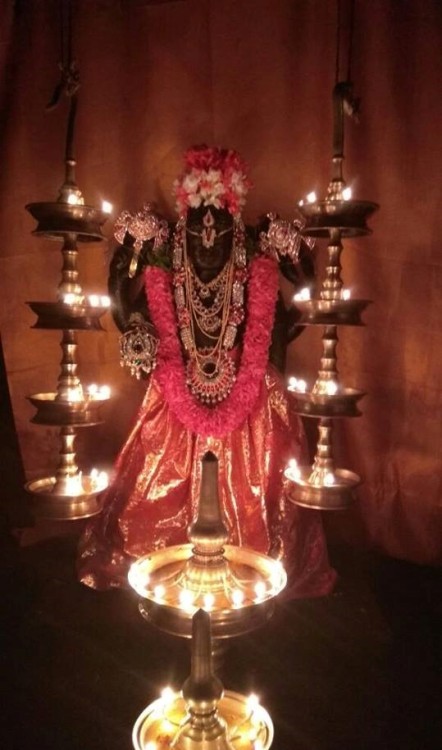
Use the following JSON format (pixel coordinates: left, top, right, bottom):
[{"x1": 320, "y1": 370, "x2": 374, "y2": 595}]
[
  {"x1": 46, "y1": 0, "x2": 80, "y2": 113},
  {"x1": 45, "y1": 0, "x2": 81, "y2": 197},
  {"x1": 329, "y1": 0, "x2": 360, "y2": 188},
  {"x1": 334, "y1": 0, "x2": 360, "y2": 122}
]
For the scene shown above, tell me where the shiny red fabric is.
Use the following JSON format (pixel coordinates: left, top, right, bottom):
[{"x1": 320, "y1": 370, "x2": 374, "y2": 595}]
[{"x1": 78, "y1": 364, "x2": 336, "y2": 598}]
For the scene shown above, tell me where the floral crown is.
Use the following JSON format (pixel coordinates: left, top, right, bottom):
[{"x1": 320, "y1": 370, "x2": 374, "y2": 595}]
[{"x1": 173, "y1": 145, "x2": 252, "y2": 218}]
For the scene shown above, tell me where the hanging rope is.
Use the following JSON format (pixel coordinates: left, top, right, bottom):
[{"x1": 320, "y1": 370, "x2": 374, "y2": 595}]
[
  {"x1": 335, "y1": 0, "x2": 356, "y2": 85},
  {"x1": 46, "y1": 0, "x2": 80, "y2": 111},
  {"x1": 334, "y1": 0, "x2": 359, "y2": 123},
  {"x1": 45, "y1": 0, "x2": 80, "y2": 167},
  {"x1": 346, "y1": 0, "x2": 355, "y2": 83},
  {"x1": 331, "y1": 0, "x2": 360, "y2": 167},
  {"x1": 335, "y1": 0, "x2": 341, "y2": 84}
]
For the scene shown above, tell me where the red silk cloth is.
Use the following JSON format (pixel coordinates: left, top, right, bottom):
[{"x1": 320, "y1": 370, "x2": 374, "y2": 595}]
[{"x1": 78, "y1": 365, "x2": 336, "y2": 598}]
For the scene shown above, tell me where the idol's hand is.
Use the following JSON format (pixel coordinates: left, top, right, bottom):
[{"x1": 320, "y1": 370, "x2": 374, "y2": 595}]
[
  {"x1": 114, "y1": 204, "x2": 169, "y2": 278},
  {"x1": 260, "y1": 215, "x2": 314, "y2": 264}
]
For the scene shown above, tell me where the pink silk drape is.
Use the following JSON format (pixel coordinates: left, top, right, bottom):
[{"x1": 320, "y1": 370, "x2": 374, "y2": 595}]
[{"x1": 0, "y1": 0, "x2": 441, "y2": 563}]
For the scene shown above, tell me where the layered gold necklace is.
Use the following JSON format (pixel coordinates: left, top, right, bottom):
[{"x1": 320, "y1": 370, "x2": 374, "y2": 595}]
[
  {"x1": 172, "y1": 218, "x2": 247, "y2": 405},
  {"x1": 187, "y1": 259, "x2": 233, "y2": 337}
]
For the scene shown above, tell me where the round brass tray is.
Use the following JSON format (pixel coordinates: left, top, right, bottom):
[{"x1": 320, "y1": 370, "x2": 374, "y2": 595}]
[
  {"x1": 293, "y1": 297, "x2": 371, "y2": 326},
  {"x1": 27, "y1": 300, "x2": 107, "y2": 330},
  {"x1": 288, "y1": 387, "x2": 365, "y2": 418},
  {"x1": 285, "y1": 466, "x2": 361, "y2": 510},
  {"x1": 28, "y1": 392, "x2": 108, "y2": 426},
  {"x1": 298, "y1": 198, "x2": 378, "y2": 237},
  {"x1": 26, "y1": 201, "x2": 107, "y2": 242},
  {"x1": 129, "y1": 543, "x2": 286, "y2": 640},
  {"x1": 132, "y1": 690, "x2": 274, "y2": 750},
  {"x1": 25, "y1": 475, "x2": 105, "y2": 520}
]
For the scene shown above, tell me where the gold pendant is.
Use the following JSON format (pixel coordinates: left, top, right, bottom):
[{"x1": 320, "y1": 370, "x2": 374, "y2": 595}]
[{"x1": 186, "y1": 350, "x2": 236, "y2": 405}]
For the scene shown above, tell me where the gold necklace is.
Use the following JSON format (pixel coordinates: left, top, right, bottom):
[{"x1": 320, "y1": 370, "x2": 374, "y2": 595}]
[
  {"x1": 173, "y1": 218, "x2": 247, "y2": 405},
  {"x1": 183, "y1": 234, "x2": 236, "y2": 404},
  {"x1": 188, "y1": 264, "x2": 230, "y2": 338},
  {"x1": 191, "y1": 261, "x2": 230, "y2": 296},
  {"x1": 184, "y1": 236, "x2": 234, "y2": 361}
]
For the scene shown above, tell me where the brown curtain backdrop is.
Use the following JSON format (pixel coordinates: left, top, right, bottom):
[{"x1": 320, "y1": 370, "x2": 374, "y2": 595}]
[{"x1": 0, "y1": 0, "x2": 441, "y2": 563}]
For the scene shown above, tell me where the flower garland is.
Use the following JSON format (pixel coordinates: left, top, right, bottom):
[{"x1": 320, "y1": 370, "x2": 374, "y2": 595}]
[{"x1": 145, "y1": 255, "x2": 278, "y2": 438}]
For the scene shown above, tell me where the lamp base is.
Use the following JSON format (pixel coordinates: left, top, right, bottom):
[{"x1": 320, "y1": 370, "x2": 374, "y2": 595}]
[{"x1": 132, "y1": 690, "x2": 273, "y2": 750}]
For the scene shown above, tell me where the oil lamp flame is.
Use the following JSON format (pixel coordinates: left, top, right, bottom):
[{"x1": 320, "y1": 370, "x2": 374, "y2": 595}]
[
  {"x1": 341, "y1": 288, "x2": 351, "y2": 300},
  {"x1": 286, "y1": 458, "x2": 301, "y2": 482},
  {"x1": 231, "y1": 589, "x2": 244, "y2": 607},
  {"x1": 66, "y1": 385, "x2": 84, "y2": 403},
  {"x1": 247, "y1": 694, "x2": 260, "y2": 712},
  {"x1": 342, "y1": 187, "x2": 352, "y2": 200},
  {"x1": 67, "y1": 192, "x2": 80, "y2": 205},
  {"x1": 62, "y1": 292, "x2": 110, "y2": 308},
  {"x1": 64, "y1": 472, "x2": 83, "y2": 496},
  {"x1": 87, "y1": 294, "x2": 111, "y2": 308},
  {"x1": 288, "y1": 377, "x2": 307, "y2": 394},
  {"x1": 63, "y1": 292, "x2": 83, "y2": 306},
  {"x1": 102, "y1": 200, "x2": 113, "y2": 214},
  {"x1": 160, "y1": 687, "x2": 175, "y2": 706},
  {"x1": 309, "y1": 467, "x2": 337, "y2": 487},
  {"x1": 203, "y1": 592, "x2": 215, "y2": 611},
  {"x1": 306, "y1": 191, "x2": 317, "y2": 203},
  {"x1": 293, "y1": 287, "x2": 311, "y2": 303},
  {"x1": 154, "y1": 585, "x2": 166, "y2": 600},
  {"x1": 179, "y1": 589, "x2": 194, "y2": 611},
  {"x1": 324, "y1": 380, "x2": 338, "y2": 396},
  {"x1": 270, "y1": 560, "x2": 285, "y2": 589},
  {"x1": 254, "y1": 581, "x2": 266, "y2": 600},
  {"x1": 128, "y1": 562, "x2": 150, "y2": 596},
  {"x1": 90, "y1": 468, "x2": 108, "y2": 492},
  {"x1": 86, "y1": 384, "x2": 111, "y2": 400}
]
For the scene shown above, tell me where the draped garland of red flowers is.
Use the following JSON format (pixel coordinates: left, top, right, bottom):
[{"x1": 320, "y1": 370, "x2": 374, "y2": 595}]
[{"x1": 144, "y1": 255, "x2": 279, "y2": 438}]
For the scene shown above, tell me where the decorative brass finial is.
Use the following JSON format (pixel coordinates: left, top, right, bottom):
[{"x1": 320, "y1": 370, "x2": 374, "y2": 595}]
[
  {"x1": 188, "y1": 452, "x2": 229, "y2": 558},
  {"x1": 183, "y1": 452, "x2": 230, "y2": 594}
]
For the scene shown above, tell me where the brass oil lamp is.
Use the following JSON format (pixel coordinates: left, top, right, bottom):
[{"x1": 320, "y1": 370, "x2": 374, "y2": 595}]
[
  {"x1": 285, "y1": 76, "x2": 378, "y2": 510},
  {"x1": 129, "y1": 452, "x2": 286, "y2": 640},
  {"x1": 24, "y1": 2, "x2": 112, "y2": 519},
  {"x1": 132, "y1": 609, "x2": 274, "y2": 750}
]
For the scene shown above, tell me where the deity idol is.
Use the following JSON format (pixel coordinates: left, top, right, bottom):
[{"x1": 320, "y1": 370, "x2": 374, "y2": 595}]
[{"x1": 78, "y1": 146, "x2": 336, "y2": 598}]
